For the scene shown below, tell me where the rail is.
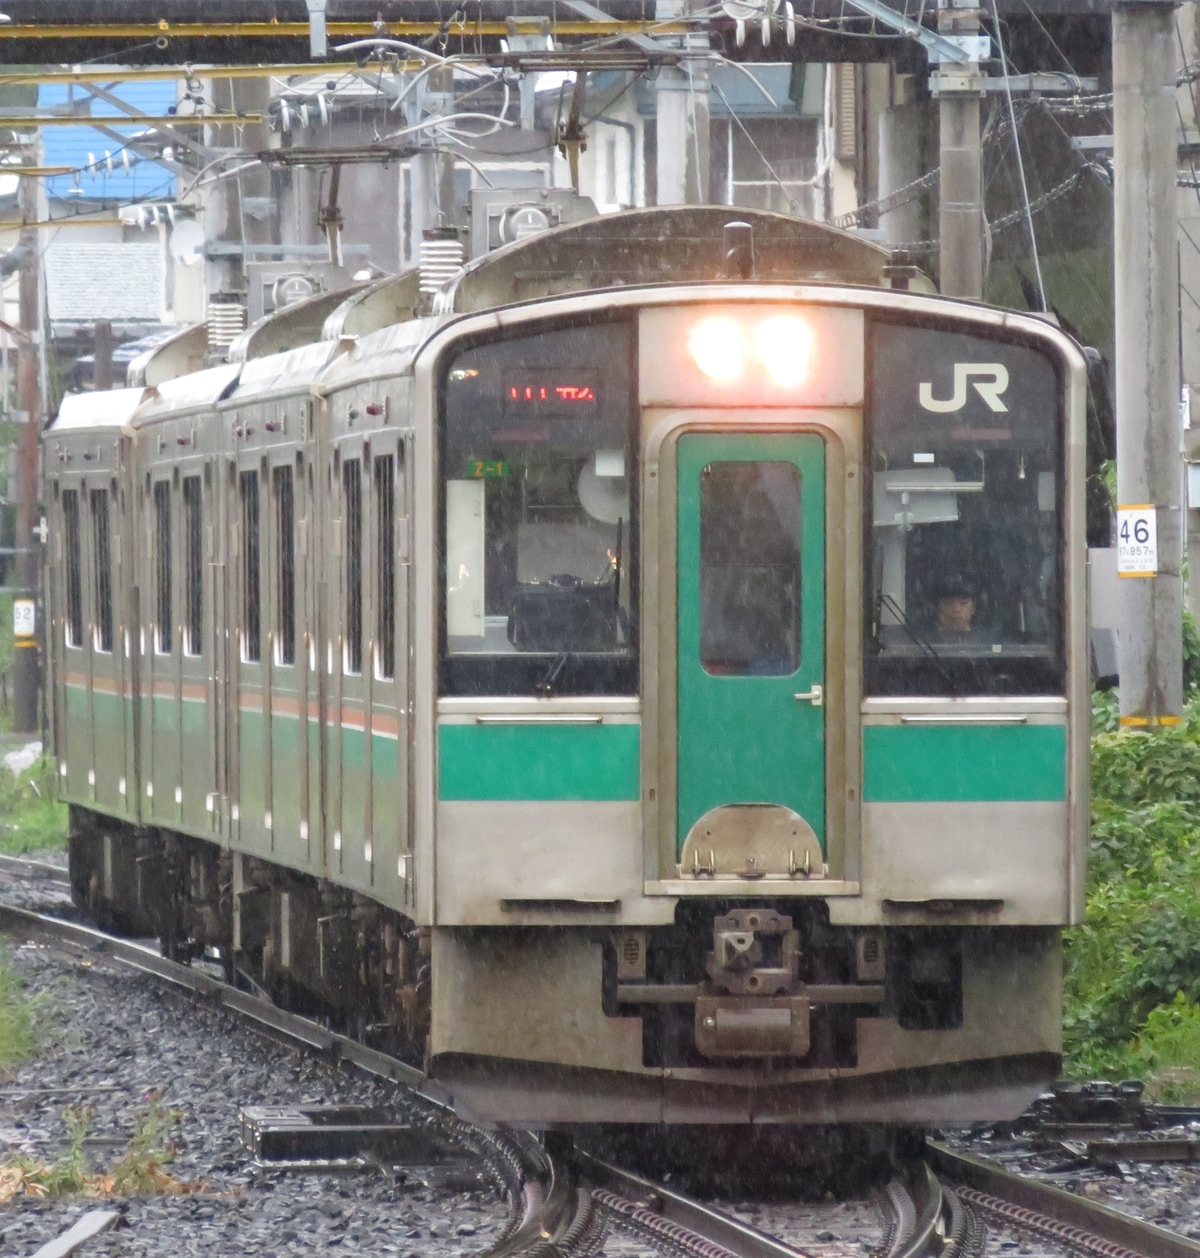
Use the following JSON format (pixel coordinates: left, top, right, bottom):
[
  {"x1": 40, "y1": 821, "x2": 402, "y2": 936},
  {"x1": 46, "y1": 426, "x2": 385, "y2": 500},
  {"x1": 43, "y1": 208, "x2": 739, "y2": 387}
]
[
  {"x1": 0, "y1": 900, "x2": 809, "y2": 1257},
  {"x1": 7, "y1": 889, "x2": 1165, "y2": 1258},
  {"x1": 929, "y1": 1141, "x2": 1200, "y2": 1258}
]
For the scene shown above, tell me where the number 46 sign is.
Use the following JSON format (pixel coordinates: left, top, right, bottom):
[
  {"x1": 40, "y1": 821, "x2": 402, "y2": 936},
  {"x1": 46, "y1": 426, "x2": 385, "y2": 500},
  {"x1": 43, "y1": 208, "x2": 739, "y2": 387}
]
[{"x1": 1117, "y1": 505, "x2": 1158, "y2": 577}]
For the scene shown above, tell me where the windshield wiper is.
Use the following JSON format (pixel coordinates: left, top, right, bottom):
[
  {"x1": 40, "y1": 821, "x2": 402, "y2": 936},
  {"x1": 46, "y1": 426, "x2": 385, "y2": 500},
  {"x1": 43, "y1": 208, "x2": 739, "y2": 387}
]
[
  {"x1": 538, "y1": 648, "x2": 572, "y2": 694},
  {"x1": 877, "y1": 592, "x2": 961, "y2": 696},
  {"x1": 537, "y1": 518, "x2": 626, "y2": 696}
]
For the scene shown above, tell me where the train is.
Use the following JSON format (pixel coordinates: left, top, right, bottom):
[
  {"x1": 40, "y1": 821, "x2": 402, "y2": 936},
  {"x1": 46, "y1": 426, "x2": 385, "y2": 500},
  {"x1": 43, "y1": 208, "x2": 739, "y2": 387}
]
[{"x1": 46, "y1": 204, "x2": 1088, "y2": 1125}]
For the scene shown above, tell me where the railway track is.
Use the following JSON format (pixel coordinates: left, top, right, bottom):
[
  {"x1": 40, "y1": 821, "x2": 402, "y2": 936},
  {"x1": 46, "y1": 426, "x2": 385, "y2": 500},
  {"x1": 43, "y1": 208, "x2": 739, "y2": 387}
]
[
  {"x1": 0, "y1": 851, "x2": 71, "y2": 884},
  {"x1": 0, "y1": 879, "x2": 1197, "y2": 1258}
]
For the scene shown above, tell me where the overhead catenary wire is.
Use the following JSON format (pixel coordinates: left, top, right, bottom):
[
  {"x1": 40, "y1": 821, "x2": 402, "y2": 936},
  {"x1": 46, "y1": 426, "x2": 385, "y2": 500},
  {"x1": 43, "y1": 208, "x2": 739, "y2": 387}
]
[
  {"x1": 1175, "y1": 18, "x2": 1200, "y2": 221},
  {"x1": 989, "y1": 0, "x2": 1047, "y2": 310}
]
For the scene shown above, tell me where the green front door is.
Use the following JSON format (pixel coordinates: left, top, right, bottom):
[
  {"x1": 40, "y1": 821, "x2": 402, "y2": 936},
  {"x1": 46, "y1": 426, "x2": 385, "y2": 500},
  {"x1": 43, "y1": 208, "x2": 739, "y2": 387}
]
[{"x1": 676, "y1": 432, "x2": 826, "y2": 854}]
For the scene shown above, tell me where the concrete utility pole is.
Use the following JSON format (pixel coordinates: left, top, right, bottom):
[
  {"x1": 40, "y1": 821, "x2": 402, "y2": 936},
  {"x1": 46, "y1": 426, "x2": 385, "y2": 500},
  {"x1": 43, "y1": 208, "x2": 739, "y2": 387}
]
[
  {"x1": 935, "y1": 0, "x2": 984, "y2": 298},
  {"x1": 205, "y1": 77, "x2": 274, "y2": 351},
  {"x1": 1113, "y1": 0, "x2": 1184, "y2": 725},
  {"x1": 407, "y1": 65, "x2": 456, "y2": 260},
  {"x1": 93, "y1": 319, "x2": 113, "y2": 391},
  {"x1": 654, "y1": 0, "x2": 709, "y2": 204},
  {"x1": 655, "y1": 63, "x2": 710, "y2": 203},
  {"x1": 877, "y1": 74, "x2": 926, "y2": 248},
  {"x1": 12, "y1": 166, "x2": 40, "y2": 733}
]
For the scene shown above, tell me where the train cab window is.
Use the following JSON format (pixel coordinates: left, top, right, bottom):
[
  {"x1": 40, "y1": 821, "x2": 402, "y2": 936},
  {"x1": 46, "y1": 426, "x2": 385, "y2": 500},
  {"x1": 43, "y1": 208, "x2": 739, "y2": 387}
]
[
  {"x1": 62, "y1": 489, "x2": 83, "y2": 648},
  {"x1": 153, "y1": 481, "x2": 172, "y2": 654},
  {"x1": 273, "y1": 466, "x2": 295, "y2": 667},
  {"x1": 865, "y1": 320, "x2": 1064, "y2": 696},
  {"x1": 240, "y1": 471, "x2": 261, "y2": 663},
  {"x1": 439, "y1": 320, "x2": 636, "y2": 696},
  {"x1": 183, "y1": 476, "x2": 202, "y2": 657},
  {"x1": 374, "y1": 454, "x2": 395, "y2": 681},
  {"x1": 343, "y1": 458, "x2": 363, "y2": 676},
  {"x1": 700, "y1": 462, "x2": 801, "y2": 676},
  {"x1": 90, "y1": 488, "x2": 113, "y2": 653}
]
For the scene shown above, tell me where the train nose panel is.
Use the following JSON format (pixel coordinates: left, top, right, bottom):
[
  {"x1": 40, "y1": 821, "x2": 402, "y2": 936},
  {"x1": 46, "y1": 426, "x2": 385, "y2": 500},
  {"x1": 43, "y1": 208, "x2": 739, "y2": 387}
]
[{"x1": 679, "y1": 803, "x2": 825, "y2": 879}]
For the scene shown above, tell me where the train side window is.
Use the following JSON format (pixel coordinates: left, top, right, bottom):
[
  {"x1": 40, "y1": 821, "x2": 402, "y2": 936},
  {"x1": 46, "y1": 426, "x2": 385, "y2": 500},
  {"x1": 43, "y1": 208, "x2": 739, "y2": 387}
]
[
  {"x1": 374, "y1": 454, "x2": 395, "y2": 681},
  {"x1": 183, "y1": 476, "x2": 203, "y2": 657},
  {"x1": 274, "y1": 465, "x2": 295, "y2": 667},
  {"x1": 153, "y1": 480, "x2": 172, "y2": 654},
  {"x1": 90, "y1": 488, "x2": 113, "y2": 653},
  {"x1": 240, "y1": 470, "x2": 261, "y2": 663},
  {"x1": 343, "y1": 458, "x2": 363, "y2": 675},
  {"x1": 62, "y1": 488, "x2": 83, "y2": 648}
]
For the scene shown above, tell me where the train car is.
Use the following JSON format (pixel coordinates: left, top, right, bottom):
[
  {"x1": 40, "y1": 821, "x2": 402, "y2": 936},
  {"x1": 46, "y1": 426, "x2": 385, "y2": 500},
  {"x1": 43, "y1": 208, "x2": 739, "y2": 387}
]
[{"x1": 46, "y1": 205, "x2": 1088, "y2": 1125}]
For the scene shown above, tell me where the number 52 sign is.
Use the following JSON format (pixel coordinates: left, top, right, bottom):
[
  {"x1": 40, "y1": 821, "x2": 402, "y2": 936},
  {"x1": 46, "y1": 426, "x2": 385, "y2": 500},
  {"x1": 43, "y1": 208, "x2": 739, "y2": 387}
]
[{"x1": 1117, "y1": 505, "x2": 1158, "y2": 577}]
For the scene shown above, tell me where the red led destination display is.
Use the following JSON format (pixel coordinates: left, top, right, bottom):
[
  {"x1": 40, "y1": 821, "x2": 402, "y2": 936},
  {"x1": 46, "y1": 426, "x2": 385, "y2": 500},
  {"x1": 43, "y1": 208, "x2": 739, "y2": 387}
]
[{"x1": 502, "y1": 369, "x2": 598, "y2": 415}]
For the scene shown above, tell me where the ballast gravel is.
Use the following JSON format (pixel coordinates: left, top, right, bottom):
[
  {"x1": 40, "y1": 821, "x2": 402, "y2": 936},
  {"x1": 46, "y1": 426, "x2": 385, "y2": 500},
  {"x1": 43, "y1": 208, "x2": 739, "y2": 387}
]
[{"x1": 0, "y1": 941, "x2": 510, "y2": 1258}]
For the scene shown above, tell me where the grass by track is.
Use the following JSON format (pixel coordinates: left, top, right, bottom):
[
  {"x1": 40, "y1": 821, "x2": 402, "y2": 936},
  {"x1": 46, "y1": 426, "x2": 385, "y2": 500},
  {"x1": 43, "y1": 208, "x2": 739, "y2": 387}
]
[
  {"x1": 0, "y1": 754, "x2": 65, "y2": 857},
  {"x1": 1065, "y1": 690, "x2": 1200, "y2": 1096}
]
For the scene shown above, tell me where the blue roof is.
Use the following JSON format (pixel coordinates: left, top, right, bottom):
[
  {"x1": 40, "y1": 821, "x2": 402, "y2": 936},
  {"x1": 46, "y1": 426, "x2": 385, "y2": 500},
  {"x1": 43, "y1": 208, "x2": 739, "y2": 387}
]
[{"x1": 39, "y1": 82, "x2": 179, "y2": 204}]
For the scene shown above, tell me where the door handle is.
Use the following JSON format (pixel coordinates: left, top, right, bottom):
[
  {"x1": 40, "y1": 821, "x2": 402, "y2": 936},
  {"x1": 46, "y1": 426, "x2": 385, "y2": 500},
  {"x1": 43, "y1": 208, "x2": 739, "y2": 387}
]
[{"x1": 793, "y1": 684, "x2": 823, "y2": 707}]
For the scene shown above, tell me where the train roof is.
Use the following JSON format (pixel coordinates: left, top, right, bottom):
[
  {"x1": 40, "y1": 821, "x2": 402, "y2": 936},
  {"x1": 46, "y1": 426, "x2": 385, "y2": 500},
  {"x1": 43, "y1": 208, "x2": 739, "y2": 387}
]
[
  {"x1": 227, "y1": 281, "x2": 366, "y2": 364},
  {"x1": 133, "y1": 362, "x2": 242, "y2": 424},
  {"x1": 48, "y1": 206, "x2": 930, "y2": 432},
  {"x1": 223, "y1": 339, "x2": 337, "y2": 404},
  {"x1": 52, "y1": 386, "x2": 150, "y2": 432},
  {"x1": 441, "y1": 205, "x2": 899, "y2": 313}
]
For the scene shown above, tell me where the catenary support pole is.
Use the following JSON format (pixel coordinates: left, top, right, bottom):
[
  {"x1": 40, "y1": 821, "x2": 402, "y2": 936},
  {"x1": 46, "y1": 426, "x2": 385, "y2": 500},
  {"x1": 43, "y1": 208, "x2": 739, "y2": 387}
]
[
  {"x1": 93, "y1": 319, "x2": 113, "y2": 391},
  {"x1": 654, "y1": 0, "x2": 709, "y2": 204},
  {"x1": 407, "y1": 65, "x2": 456, "y2": 258},
  {"x1": 935, "y1": 0, "x2": 984, "y2": 298},
  {"x1": 12, "y1": 165, "x2": 40, "y2": 733},
  {"x1": 1114, "y1": 0, "x2": 1183, "y2": 725},
  {"x1": 878, "y1": 85, "x2": 926, "y2": 248}
]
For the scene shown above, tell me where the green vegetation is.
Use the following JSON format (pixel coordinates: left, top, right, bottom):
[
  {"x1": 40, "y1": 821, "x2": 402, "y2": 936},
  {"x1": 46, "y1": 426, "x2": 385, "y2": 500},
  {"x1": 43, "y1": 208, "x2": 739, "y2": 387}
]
[
  {"x1": 1065, "y1": 690, "x2": 1200, "y2": 1096},
  {"x1": 0, "y1": 1101, "x2": 194, "y2": 1202},
  {"x1": 0, "y1": 754, "x2": 66, "y2": 854},
  {"x1": 0, "y1": 944, "x2": 38, "y2": 1073}
]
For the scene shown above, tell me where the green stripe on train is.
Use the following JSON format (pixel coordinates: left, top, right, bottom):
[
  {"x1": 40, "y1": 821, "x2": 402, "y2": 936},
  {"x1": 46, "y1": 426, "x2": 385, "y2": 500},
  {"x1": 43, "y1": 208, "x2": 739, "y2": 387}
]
[
  {"x1": 438, "y1": 723, "x2": 640, "y2": 801},
  {"x1": 863, "y1": 724, "x2": 1067, "y2": 802}
]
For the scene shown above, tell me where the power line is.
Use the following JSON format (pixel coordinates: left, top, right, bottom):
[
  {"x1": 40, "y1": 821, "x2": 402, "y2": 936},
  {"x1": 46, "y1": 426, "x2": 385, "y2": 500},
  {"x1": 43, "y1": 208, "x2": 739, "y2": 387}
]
[{"x1": 989, "y1": 0, "x2": 1046, "y2": 308}]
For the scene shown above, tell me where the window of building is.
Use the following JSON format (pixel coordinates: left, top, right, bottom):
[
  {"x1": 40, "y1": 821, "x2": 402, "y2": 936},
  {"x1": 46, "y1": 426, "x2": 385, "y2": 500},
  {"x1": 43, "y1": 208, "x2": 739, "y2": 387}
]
[
  {"x1": 374, "y1": 454, "x2": 395, "y2": 681},
  {"x1": 274, "y1": 465, "x2": 295, "y2": 666},
  {"x1": 240, "y1": 470, "x2": 261, "y2": 663},
  {"x1": 153, "y1": 480, "x2": 172, "y2": 654},
  {"x1": 183, "y1": 476, "x2": 202, "y2": 656},
  {"x1": 90, "y1": 488, "x2": 113, "y2": 653},
  {"x1": 62, "y1": 489, "x2": 83, "y2": 648},
  {"x1": 343, "y1": 458, "x2": 363, "y2": 675}
]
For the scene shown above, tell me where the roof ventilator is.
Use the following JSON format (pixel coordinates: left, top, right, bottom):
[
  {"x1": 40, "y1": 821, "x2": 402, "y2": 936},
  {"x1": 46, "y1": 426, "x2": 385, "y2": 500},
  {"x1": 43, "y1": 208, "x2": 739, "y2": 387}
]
[
  {"x1": 419, "y1": 228, "x2": 465, "y2": 298},
  {"x1": 207, "y1": 296, "x2": 248, "y2": 358}
]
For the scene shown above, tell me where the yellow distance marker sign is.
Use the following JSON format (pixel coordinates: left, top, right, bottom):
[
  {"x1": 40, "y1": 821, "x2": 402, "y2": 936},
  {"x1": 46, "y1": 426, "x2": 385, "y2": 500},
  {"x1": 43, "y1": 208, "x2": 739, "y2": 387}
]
[{"x1": 1117, "y1": 504, "x2": 1157, "y2": 577}]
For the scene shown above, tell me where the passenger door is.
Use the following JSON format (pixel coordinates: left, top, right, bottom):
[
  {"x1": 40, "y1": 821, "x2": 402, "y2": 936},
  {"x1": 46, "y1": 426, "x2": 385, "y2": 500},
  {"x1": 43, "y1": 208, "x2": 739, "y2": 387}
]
[{"x1": 674, "y1": 431, "x2": 826, "y2": 864}]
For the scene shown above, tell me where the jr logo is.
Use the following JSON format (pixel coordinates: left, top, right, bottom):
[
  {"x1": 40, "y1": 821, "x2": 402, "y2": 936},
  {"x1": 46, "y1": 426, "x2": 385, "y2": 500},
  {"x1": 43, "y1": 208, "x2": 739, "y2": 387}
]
[{"x1": 918, "y1": 363, "x2": 1010, "y2": 414}]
